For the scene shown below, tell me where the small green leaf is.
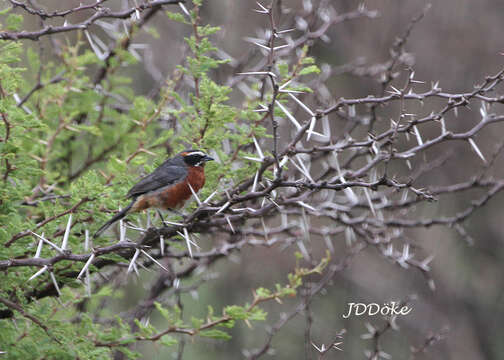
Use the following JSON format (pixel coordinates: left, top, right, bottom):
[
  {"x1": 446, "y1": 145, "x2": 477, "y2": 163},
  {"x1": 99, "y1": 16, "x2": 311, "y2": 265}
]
[
  {"x1": 299, "y1": 65, "x2": 321, "y2": 76},
  {"x1": 166, "y1": 11, "x2": 189, "y2": 24},
  {"x1": 199, "y1": 329, "x2": 231, "y2": 340},
  {"x1": 160, "y1": 335, "x2": 178, "y2": 347},
  {"x1": 224, "y1": 305, "x2": 247, "y2": 320},
  {"x1": 6, "y1": 14, "x2": 23, "y2": 31}
]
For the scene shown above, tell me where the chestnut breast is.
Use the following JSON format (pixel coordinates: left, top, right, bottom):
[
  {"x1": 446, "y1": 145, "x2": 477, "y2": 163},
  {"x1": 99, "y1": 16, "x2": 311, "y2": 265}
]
[{"x1": 131, "y1": 166, "x2": 205, "y2": 211}]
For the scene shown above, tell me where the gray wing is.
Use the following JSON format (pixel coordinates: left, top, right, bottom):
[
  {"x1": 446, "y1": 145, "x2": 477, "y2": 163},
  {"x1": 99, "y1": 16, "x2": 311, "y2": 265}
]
[{"x1": 126, "y1": 162, "x2": 187, "y2": 199}]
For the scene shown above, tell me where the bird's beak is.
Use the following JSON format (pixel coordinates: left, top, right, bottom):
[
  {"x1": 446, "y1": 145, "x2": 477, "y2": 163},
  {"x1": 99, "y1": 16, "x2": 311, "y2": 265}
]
[{"x1": 203, "y1": 155, "x2": 214, "y2": 162}]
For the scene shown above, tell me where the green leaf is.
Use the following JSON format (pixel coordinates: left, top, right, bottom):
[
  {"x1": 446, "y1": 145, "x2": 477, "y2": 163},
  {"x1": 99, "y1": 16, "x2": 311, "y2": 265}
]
[
  {"x1": 224, "y1": 305, "x2": 247, "y2": 320},
  {"x1": 299, "y1": 65, "x2": 321, "y2": 76},
  {"x1": 166, "y1": 11, "x2": 189, "y2": 24},
  {"x1": 199, "y1": 329, "x2": 232, "y2": 341},
  {"x1": 6, "y1": 14, "x2": 23, "y2": 31},
  {"x1": 160, "y1": 335, "x2": 178, "y2": 347},
  {"x1": 155, "y1": 302, "x2": 171, "y2": 321},
  {"x1": 255, "y1": 287, "x2": 272, "y2": 298},
  {"x1": 248, "y1": 307, "x2": 268, "y2": 321}
]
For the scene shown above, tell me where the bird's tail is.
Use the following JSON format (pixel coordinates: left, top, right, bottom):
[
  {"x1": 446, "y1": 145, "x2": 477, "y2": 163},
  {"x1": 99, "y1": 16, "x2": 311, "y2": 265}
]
[{"x1": 93, "y1": 201, "x2": 134, "y2": 239}]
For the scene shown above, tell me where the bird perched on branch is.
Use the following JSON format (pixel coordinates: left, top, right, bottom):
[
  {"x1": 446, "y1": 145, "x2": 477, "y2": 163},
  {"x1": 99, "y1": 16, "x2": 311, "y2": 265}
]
[{"x1": 93, "y1": 149, "x2": 214, "y2": 238}]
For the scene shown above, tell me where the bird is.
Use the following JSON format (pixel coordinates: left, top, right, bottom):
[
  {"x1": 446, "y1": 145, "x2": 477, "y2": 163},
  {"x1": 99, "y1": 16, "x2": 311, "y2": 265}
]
[{"x1": 93, "y1": 149, "x2": 214, "y2": 238}]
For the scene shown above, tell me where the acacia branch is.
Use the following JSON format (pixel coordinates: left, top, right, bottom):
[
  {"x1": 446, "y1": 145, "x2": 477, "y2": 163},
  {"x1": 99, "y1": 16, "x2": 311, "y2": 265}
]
[{"x1": 0, "y1": 0, "x2": 184, "y2": 41}]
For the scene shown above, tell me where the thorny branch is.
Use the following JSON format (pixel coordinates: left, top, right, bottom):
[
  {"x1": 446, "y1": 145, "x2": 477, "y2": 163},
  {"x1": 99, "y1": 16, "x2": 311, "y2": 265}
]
[
  {"x1": 0, "y1": 0, "x2": 184, "y2": 41},
  {"x1": 0, "y1": 297, "x2": 61, "y2": 344}
]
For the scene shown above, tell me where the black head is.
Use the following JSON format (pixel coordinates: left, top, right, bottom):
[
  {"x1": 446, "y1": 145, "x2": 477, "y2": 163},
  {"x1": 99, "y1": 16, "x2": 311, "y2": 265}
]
[{"x1": 180, "y1": 149, "x2": 214, "y2": 167}]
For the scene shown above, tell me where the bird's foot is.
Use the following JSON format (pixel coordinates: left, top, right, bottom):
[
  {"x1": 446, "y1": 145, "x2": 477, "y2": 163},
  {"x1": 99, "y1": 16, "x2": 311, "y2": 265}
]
[{"x1": 158, "y1": 209, "x2": 187, "y2": 226}]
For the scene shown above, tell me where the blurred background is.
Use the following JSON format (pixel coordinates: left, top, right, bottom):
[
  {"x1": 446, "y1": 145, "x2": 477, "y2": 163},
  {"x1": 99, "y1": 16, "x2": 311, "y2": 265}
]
[{"x1": 8, "y1": 0, "x2": 504, "y2": 358}]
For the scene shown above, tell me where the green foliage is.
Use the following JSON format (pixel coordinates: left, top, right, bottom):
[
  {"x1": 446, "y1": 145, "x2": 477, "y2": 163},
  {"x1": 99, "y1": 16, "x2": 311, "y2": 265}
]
[
  {"x1": 299, "y1": 65, "x2": 321, "y2": 76},
  {"x1": 199, "y1": 329, "x2": 232, "y2": 340},
  {"x1": 5, "y1": 14, "x2": 23, "y2": 31}
]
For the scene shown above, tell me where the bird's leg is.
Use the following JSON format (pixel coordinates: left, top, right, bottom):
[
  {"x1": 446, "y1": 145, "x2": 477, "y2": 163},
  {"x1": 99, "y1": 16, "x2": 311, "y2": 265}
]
[
  {"x1": 156, "y1": 209, "x2": 166, "y2": 226},
  {"x1": 167, "y1": 208, "x2": 187, "y2": 223}
]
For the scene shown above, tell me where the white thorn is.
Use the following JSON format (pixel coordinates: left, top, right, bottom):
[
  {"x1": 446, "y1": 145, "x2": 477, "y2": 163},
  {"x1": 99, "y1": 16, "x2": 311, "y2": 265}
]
[
  {"x1": 216, "y1": 201, "x2": 231, "y2": 215},
  {"x1": 420, "y1": 254, "x2": 434, "y2": 271},
  {"x1": 323, "y1": 234, "x2": 334, "y2": 253},
  {"x1": 188, "y1": 183, "x2": 202, "y2": 206},
  {"x1": 279, "y1": 79, "x2": 293, "y2": 90},
  {"x1": 253, "y1": 103, "x2": 269, "y2": 113},
  {"x1": 277, "y1": 28, "x2": 296, "y2": 34},
  {"x1": 61, "y1": 214, "x2": 72, "y2": 250},
  {"x1": 268, "y1": 197, "x2": 281, "y2": 209},
  {"x1": 256, "y1": 1, "x2": 268, "y2": 12},
  {"x1": 402, "y1": 244, "x2": 410, "y2": 260},
  {"x1": 146, "y1": 210, "x2": 151, "y2": 228},
  {"x1": 384, "y1": 244, "x2": 394, "y2": 257},
  {"x1": 278, "y1": 88, "x2": 305, "y2": 94},
  {"x1": 440, "y1": 117, "x2": 446, "y2": 134},
  {"x1": 177, "y1": 228, "x2": 199, "y2": 258},
  {"x1": 30, "y1": 231, "x2": 63, "y2": 254},
  {"x1": 480, "y1": 101, "x2": 488, "y2": 119},
  {"x1": 296, "y1": 240, "x2": 310, "y2": 261},
  {"x1": 273, "y1": 44, "x2": 290, "y2": 51},
  {"x1": 348, "y1": 104, "x2": 356, "y2": 117},
  {"x1": 311, "y1": 342, "x2": 323, "y2": 353},
  {"x1": 428, "y1": 279, "x2": 436, "y2": 291},
  {"x1": 401, "y1": 189, "x2": 409, "y2": 203},
  {"x1": 243, "y1": 156, "x2": 264, "y2": 162},
  {"x1": 225, "y1": 216, "x2": 235, "y2": 234},
  {"x1": 127, "y1": 249, "x2": 140, "y2": 274},
  {"x1": 413, "y1": 125, "x2": 423, "y2": 146},
  {"x1": 85, "y1": 268, "x2": 91, "y2": 297},
  {"x1": 28, "y1": 266, "x2": 48, "y2": 281},
  {"x1": 252, "y1": 171, "x2": 259, "y2": 192},
  {"x1": 288, "y1": 93, "x2": 314, "y2": 116},
  {"x1": 345, "y1": 227, "x2": 356, "y2": 246},
  {"x1": 332, "y1": 152, "x2": 345, "y2": 181},
  {"x1": 468, "y1": 138, "x2": 487, "y2": 163},
  {"x1": 253, "y1": 137, "x2": 265, "y2": 159},
  {"x1": 34, "y1": 237, "x2": 43, "y2": 258},
  {"x1": 389, "y1": 85, "x2": 401, "y2": 95},
  {"x1": 203, "y1": 189, "x2": 218, "y2": 204},
  {"x1": 160, "y1": 235, "x2": 165, "y2": 256},
  {"x1": 84, "y1": 30, "x2": 105, "y2": 60},
  {"x1": 163, "y1": 220, "x2": 184, "y2": 226},
  {"x1": 296, "y1": 201, "x2": 317, "y2": 212},
  {"x1": 237, "y1": 71, "x2": 275, "y2": 77},
  {"x1": 140, "y1": 250, "x2": 168, "y2": 272},
  {"x1": 276, "y1": 100, "x2": 302, "y2": 130},
  {"x1": 252, "y1": 41, "x2": 271, "y2": 51},
  {"x1": 84, "y1": 229, "x2": 90, "y2": 251},
  {"x1": 178, "y1": 2, "x2": 190, "y2": 16},
  {"x1": 363, "y1": 187, "x2": 376, "y2": 216},
  {"x1": 77, "y1": 253, "x2": 95, "y2": 280},
  {"x1": 50, "y1": 272, "x2": 61, "y2": 296},
  {"x1": 279, "y1": 156, "x2": 289, "y2": 168},
  {"x1": 306, "y1": 117, "x2": 316, "y2": 141},
  {"x1": 296, "y1": 155, "x2": 314, "y2": 182},
  {"x1": 132, "y1": 261, "x2": 139, "y2": 276}
]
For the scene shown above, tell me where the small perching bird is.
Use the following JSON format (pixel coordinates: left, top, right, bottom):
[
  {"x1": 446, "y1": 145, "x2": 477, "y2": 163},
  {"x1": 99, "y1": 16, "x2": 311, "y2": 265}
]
[{"x1": 93, "y1": 149, "x2": 214, "y2": 238}]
